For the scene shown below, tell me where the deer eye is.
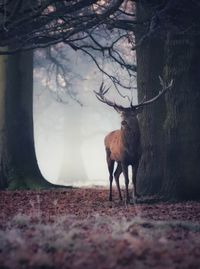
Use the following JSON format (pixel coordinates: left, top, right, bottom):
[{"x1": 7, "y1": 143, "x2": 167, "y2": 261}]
[{"x1": 121, "y1": 120, "x2": 127, "y2": 126}]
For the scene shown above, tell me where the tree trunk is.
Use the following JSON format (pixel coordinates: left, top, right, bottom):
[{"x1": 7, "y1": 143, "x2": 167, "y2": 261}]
[
  {"x1": 0, "y1": 53, "x2": 8, "y2": 189},
  {"x1": 59, "y1": 110, "x2": 88, "y2": 185},
  {"x1": 4, "y1": 51, "x2": 61, "y2": 189},
  {"x1": 162, "y1": 33, "x2": 200, "y2": 199},
  {"x1": 135, "y1": 2, "x2": 166, "y2": 197},
  {"x1": 135, "y1": 1, "x2": 200, "y2": 200}
]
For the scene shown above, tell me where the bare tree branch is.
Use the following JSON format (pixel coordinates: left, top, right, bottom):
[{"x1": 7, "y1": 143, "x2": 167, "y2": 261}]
[{"x1": 0, "y1": 0, "x2": 126, "y2": 54}]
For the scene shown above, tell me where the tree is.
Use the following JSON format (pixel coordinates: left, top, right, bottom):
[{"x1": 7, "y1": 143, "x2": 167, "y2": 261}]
[
  {"x1": 135, "y1": 1, "x2": 166, "y2": 197},
  {"x1": 162, "y1": 26, "x2": 200, "y2": 200},
  {"x1": 136, "y1": 0, "x2": 200, "y2": 200},
  {"x1": 0, "y1": 52, "x2": 7, "y2": 188},
  {"x1": 0, "y1": 50, "x2": 67, "y2": 189},
  {"x1": 0, "y1": 0, "x2": 124, "y2": 54},
  {"x1": 59, "y1": 107, "x2": 89, "y2": 185}
]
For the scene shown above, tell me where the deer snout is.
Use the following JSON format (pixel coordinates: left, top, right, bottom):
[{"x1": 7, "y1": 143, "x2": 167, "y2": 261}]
[{"x1": 121, "y1": 120, "x2": 132, "y2": 131}]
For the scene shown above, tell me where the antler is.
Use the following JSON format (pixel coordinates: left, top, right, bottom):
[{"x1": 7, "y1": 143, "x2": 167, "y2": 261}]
[
  {"x1": 95, "y1": 77, "x2": 173, "y2": 111},
  {"x1": 131, "y1": 77, "x2": 173, "y2": 109},
  {"x1": 94, "y1": 83, "x2": 127, "y2": 111}
]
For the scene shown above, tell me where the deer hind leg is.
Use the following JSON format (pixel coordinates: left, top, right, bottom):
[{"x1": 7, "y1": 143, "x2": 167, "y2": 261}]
[
  {"x1": 114, "y1": 163, "x2": 122, "y2": 201},
  {"x1": 106, "y1": 148, "x2": 115, "y2": 201},
  {"x1": 121, "y1": 163, "x2": 130, "y2": 203},
  {"x1": 132, "y1": 162, "x2": 139, "y2": 198}
]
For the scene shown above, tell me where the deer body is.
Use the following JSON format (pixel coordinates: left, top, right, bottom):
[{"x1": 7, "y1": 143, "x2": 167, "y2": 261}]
[{"x1": 105, "y1": 112, "x2": 141, "y2": 202}]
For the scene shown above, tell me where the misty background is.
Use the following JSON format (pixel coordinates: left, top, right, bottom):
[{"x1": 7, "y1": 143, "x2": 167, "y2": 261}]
[{"x1": 33, "y1": 43, "x2": 137, "y2": 187}]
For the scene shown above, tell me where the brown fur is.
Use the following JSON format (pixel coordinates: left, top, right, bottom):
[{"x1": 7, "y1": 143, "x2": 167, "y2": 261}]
[
  {"x1": 96, "y1": 79, "x2": 172, "y2": 202},
  {"x1": 105, "y1": 111, "x2": 141, "y2": 202}
]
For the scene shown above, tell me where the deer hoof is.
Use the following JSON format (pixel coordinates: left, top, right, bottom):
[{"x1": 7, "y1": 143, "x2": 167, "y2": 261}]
[
  {"x1": 136, "y1": 193, "x2": 141, "y2": 198},
  {"x1": 130, "y1": 197, "x2": 137, "y2": 204}
]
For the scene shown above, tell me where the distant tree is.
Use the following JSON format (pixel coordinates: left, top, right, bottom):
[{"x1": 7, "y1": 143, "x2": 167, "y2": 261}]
[{"x1": 34, "y1": 44, "x2": 133, "y2": 185}]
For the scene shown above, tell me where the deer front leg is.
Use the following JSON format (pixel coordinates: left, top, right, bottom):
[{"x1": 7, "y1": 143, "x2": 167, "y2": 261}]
[
  {"x1": 106, "y1": 149, "x2": 114, "y2": 201},
  {"x1": 108, "y1": 161, "x2": 114, "y2": 201},
  {"x1": 114, "y1": 163, "x2": 122, "y2": 201},
  {"x1": 122, "y1": 163, "x2": 130, "y2": 203}
]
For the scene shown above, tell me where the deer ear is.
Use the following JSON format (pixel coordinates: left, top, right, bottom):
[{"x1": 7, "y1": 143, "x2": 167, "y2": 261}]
[
  {"x1": 114, "y1": 107, "x2": 122, "y2": 113},
  {"x1": 136, "y1": 107, "x2": 143, "y2": 114}
]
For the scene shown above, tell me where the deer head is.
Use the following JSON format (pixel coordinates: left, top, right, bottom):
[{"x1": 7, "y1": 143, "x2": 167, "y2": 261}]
[{"x1": 95, "y1": 77, "x2": 173, "y2": 136}]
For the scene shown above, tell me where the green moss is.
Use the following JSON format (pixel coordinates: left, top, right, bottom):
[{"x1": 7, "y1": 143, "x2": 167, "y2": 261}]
[
  {"x1": 7, "y1": 177, "x2": 53, "y2": 190},
  {"x1": 7, "y1": 176, "x2": 69, "y2": 190}
]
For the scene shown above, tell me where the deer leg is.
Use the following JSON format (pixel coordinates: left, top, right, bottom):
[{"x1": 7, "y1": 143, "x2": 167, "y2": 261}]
[
  {"x1": 114, "y1": 163, "x2": 122, "y2": 201},
  {"x1": 132, "y1": 162, "x2": 139, "y2": 198},
  {"x1": 108, "y1": 160, "x2": 114, "y2": 201},
  {"x1": 122, "y1": 164, "x2": 130, "y2": 203},
  {"x1": 106, "y1": 149, "x2": 115, "y2": 201}
]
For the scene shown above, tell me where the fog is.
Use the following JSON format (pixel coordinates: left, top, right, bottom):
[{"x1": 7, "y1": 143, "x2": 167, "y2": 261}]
[{"x1": 33, "y1": 46, "x2": 137, "y2": 187}]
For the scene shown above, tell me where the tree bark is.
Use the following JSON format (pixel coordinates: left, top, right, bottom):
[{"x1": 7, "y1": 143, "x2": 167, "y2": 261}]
[
  {"x1": 135, "y1": 1, "x2": 200, "y2": 200},
  {"x1": 162, "y1": 33, "x2": 200, "y2": 199},
  {"x1": 3, "y1": 51, "x2": 62, "y2": 189},
  {"x1": 0, "y1": 53, "x2": 8, "y2": 189},
  {"x1": 135, "y1": 2, "x2": 166, "y2": 197}
]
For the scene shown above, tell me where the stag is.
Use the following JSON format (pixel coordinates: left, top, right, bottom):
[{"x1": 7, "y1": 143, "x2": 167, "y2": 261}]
[{"x1": 95, "y1": 78, "x2": 173, "y2": 203}]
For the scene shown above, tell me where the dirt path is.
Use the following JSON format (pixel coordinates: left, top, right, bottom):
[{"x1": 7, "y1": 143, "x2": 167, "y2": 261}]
[{"x1": 0, "y1": 188, "x2": 200, "y2": 269}]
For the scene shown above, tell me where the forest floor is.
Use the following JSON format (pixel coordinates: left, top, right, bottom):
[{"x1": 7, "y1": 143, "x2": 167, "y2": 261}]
[{"x1": 1, "y1": 188, "x2": 200, "y2": 269}]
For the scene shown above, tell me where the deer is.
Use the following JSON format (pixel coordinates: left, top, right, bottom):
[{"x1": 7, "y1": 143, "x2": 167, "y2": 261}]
[{"x1": 95, "y1": 78, "x2": 173, "y2": 203}]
